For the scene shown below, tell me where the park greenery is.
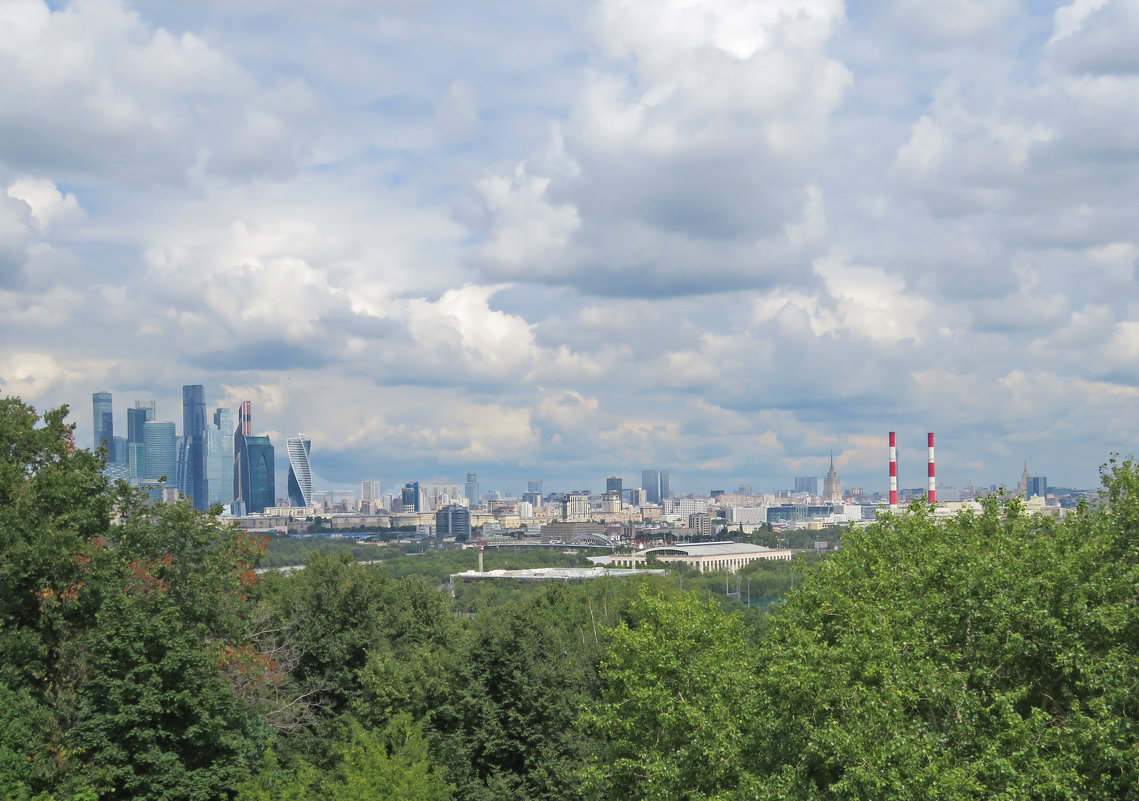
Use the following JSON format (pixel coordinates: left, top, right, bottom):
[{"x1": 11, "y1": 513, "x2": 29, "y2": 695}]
[{"x1": 1, "y1": 395, "x2": 1137, "y2": 799}]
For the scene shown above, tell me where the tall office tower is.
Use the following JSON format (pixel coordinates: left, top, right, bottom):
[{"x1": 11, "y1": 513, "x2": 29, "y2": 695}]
[
  {"x1": 180, "y1": 385, "x2": 208, "y2": 508},
  {"x1": 606, "y1": 476, "x2": 623, "y2": 495},
  {"x1": 143, "y1": 420, "x2": 177, "y2": 481},
  {"x1": 822, "y1": 452, "x2": 842, "y2": 503},
  {"x1": 287, "y1": 435, "x2": 314, "y2": 507},
  {"x1": 527, "y1": 480, "x2": 544, "y2": 496},
  {"x1": 92, "y1": 391, "x2": 113, "y2": 454},
  {"x1": 233, "y1": 401, "x2": 274, "y2": 514},
  {"x1": 659, "y1": 470, "x2": 670, "y2": 501},
  {"x1": 402, "y1": 482, "x2": 421, "y2": 512},
  {"x1": 361, "y1": 480, "x2": 381, "y2": 506},
  {"x1": 110, "y1": 436, "x2": 127, "y2": 464},
  {"x1": 205, "y1": 408, "x2": 234, "y2": 508},
  {"x1": 126, "y1": 402, "x2": 155, "y2": 477},
  {"x1": 1026, "y1": 476, "x2": 1048, "y2": 499},
  {"x1": 238, "y1": 401, "x2": 252, "y2": 436},
  {"x1": 794, "y1": 476, "x2": 819, "y2": 495},
  {"x1": 642, "y1": 469, "x2": 660, "y2": 504},
  {"x1": 128, "y1": 400, "x2": 156, "y2": 436},
  {"x1": 243, "y1": 435, "x2": 275, "y2": 513},
  {"x1": 465, "y1": 472, "x2": 480, "y2": 507}
]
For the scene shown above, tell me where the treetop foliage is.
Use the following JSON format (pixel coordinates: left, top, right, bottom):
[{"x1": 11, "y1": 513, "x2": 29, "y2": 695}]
[{"x1": 2, "y1": 394, "x2": 1137, "y2": 800}]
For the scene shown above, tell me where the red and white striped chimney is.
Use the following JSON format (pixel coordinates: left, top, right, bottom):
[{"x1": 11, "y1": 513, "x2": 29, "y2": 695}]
[
  {"x1": 927, "y1": 432, "x2": 936, "y2": 504},
  {"x1": 889, "y1": 431, "x2": 898, "y2": 508}
]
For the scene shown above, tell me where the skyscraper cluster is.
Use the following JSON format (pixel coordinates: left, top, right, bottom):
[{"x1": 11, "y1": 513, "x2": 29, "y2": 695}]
[{"x1": 92, "y1": 387, "x2": 276, "y2": 514}]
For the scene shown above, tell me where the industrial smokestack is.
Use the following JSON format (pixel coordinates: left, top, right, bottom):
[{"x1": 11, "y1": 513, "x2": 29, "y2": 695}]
[
  {"x1": 889, "y1": 431, "x2": 898, "y2": 509},
  {"x1": 927, "y1": 432, "x2": 936, "y2": 504}
]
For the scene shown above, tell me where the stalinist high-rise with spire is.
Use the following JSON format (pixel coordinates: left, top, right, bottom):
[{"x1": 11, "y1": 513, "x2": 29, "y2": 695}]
[{"x1": 823, "y1": 452, "x2": 843, "y2": 503}]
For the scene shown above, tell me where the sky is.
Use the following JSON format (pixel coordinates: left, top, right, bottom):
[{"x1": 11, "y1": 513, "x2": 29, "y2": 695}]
[{"x1": 2, "y1": 0, "x2": 1138, "y2": 497}]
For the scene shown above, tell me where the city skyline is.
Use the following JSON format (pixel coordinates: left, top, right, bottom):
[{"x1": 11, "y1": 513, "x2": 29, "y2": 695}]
[
  {"x1": 2, "y1": 1, "x2": 1136, "y2": 495},
  {"x1": 83, "y1": 383, "x2": 1063, "y2": 499}
]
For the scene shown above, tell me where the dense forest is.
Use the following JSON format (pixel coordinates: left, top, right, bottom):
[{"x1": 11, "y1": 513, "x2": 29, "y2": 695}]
[{"x1": 2, "y1": 396, "x2": 1137, "y2": 800}]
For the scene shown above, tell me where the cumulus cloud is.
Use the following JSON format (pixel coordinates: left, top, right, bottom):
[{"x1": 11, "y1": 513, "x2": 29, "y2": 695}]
[
  {"x1": 5, "y1": 0, "x2": 1139, "y2": 494},
  {"x1": 0, "y1": 0, "x2": 313, "y2": 181},
  {"x1": 471, "y1": 0, "x2": 850, "y2": 296}
]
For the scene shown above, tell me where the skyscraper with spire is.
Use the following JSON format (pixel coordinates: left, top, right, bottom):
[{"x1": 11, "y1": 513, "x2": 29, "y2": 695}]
[
  {"x1": 233, "y1": 401, "x2": 274, "y2": 515},
  {"x1": 1016, "y1": 462, "x2": 1030, "y2": 498},
  {"x1": 823, "y1": 452, "x2": 843, "y2": 504}
]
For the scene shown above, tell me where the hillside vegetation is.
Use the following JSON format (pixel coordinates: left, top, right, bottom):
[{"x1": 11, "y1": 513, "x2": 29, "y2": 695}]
[{"x1": 1, "y1": 396, "x2": 1136, "y2": 800}]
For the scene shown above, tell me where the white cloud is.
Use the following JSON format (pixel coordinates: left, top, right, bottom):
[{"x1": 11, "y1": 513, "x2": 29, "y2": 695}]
[
  {"x1": 0, "y1": 0, "x2": 311, "y2": 180},
  {"x1": 6, "y1": 177, "x2": 83, "y2": 231}
]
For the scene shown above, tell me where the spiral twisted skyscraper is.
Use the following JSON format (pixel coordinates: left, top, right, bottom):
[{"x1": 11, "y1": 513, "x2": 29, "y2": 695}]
[{"x1": 287, "y1": 434, "x2": 313, "y2": 507}]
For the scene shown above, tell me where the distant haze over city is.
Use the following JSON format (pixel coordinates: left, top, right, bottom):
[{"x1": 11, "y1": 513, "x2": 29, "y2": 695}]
[{"x1": 2, "y1": 1, "x2": 1136, "y2": 495}]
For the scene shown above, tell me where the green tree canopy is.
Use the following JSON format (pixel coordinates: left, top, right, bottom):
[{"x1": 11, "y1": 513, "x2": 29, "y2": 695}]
[{"x1": 0, "y1": 396, "x2": 268, "y2": 799}]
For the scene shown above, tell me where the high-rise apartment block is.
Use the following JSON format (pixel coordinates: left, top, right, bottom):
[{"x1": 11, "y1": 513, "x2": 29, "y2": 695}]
[
  {"x1": 794, "y1": 476, "x2": 819, "y2": 495},
  {"x1": 436, "y1": 505, "x2": 471, "y2": 540},
  {"x1": 561, "y1": 492, "x2": 590, "y2": 520}
]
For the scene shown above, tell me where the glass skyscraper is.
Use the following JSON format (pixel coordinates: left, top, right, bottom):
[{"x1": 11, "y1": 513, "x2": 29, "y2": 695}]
[
  {"x1": 242, "y1": 436, "x2": 275, "y2": 513},
  {"x1": 126, "y1": 401, "x2": 155, "y2": 479},
  {"x1": 641, "y1": 469, "x2": 670, "y2": 503},
  {"x1": 143, "y1": 420, "x2": 177, "y2": 481},
  {"x1": 181, "y1": 385, "x2": 208, "y2": 509},
  {"x1": 286, "y1": 434, "x2": 313, "y2": 507},
  {"x1": 206, "y1": 407, "x2": 234, "y2": 508},
  {"x1": 92, "y1": 391, "x2": 113, "y2": 454},
  {"x1": 402, "y1": 481, "x2": 421, "y2": 511},
  {"x1": 233, "y1": 401, "x2": 273, "y2": 514},
  {"x1": 642, "y1": 469, "x2": 660, "y2": 504}
]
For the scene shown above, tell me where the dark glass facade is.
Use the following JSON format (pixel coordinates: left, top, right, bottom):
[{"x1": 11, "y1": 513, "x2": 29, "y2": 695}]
[
  {"x1": 435, "y1": 505, "x2": 471, "y2": 540},
  {"x1": 181, "y1": 385, "x2": 208, "y2": 509},
  {"x1": 241, "y1": 437, "x2": 274, "y2": 515},
  {"x1": 92, "y1": 391, "x2": 113, "y2": 454}
]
